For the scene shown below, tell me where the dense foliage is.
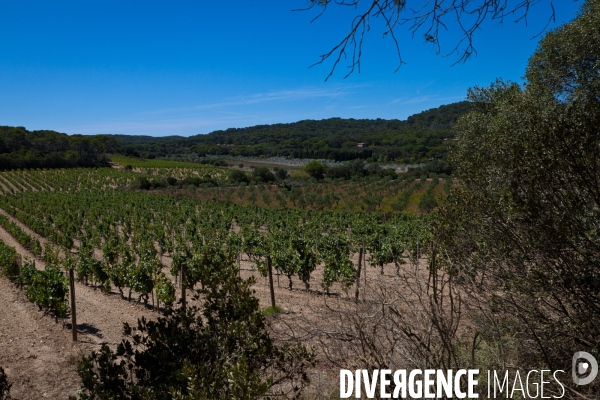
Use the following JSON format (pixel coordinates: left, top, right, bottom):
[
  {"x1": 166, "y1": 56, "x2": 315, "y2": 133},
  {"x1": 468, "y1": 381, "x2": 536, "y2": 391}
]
[
  {"x1": 437, "y1": 0, "x2": 600, "y2": 395},
  {"x1": 21, "y1": 263, "x2": 70, "y2": 317},
  {"x1": 321, "y1": 159, "x2": 399, "y2": 180},
  {"x1": 0, "y1": 239, "x2": 20, "y2": 281},
  {"x1": 114, "y1": 102, "x2": 470, "y2": 162},
  {"x1": 0, "y1": 126, "x2": 117, "y2": 170},
  {"x1": 0, "y1": 186, "x2": 430, "y2": 299},
  {"x1": 73, "y1": 265, "x2": 314, "y2": 399},
  {"x1": 0, "y1": 102, "x2": 469, "y2": 172}
]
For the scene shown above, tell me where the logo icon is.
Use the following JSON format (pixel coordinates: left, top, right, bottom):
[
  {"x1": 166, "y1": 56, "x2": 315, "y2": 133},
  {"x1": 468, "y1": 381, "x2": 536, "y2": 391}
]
[{"x1": 572, "y1": 351, "x2": 598, "y2": 386}]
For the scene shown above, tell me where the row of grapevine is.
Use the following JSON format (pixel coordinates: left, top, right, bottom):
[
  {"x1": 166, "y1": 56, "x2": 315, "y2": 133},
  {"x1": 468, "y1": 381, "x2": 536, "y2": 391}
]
[
  {"x1": 2, "y1": 165, "x2": 447, "y2": 214},
  {"x1": 0, "y1": 187, "x2": 432, "y2": 307},
  {"x1": 0, "y1": 240, "x2": 69, "y2": 317},
  {"x1": 0, "y1": 214, "x2": 42, "y2": 256}
]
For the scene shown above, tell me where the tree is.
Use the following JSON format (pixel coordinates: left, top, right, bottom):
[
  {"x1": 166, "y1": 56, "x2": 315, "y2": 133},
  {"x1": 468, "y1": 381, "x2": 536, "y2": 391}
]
[
  {"x1": 300, "y1": 0, "x2": 560, "y2": 80},
  {"x1": 273, "y1": 167, "x2": 289, "y2": 181},
  {"x1": 231, "y1": 169, "x2": 250, "y2": 184},
  {"x1": 252, "y1": 166, "x2": 275, "y2": 182},
  {"x1": 437, "y1": 0, "x2": 600, "y2": 394},
  {"x1": 304, "y1": 160, "x2": 326, "y2": 180}
]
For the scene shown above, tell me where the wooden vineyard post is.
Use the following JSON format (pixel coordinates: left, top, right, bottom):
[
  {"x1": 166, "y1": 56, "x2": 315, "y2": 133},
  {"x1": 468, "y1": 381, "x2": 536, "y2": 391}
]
[
  {"x1": 267, "y1": 255, "x2": 276, "y2": 309},
  {"x1": 362, "y1": 238, "x2": 366, "y2": 300},
  {"x1": 69, "y1": 268, "x2": 77, "y2": 342},
  {"x1": 180, "y1": 262, "x2": 187, "y2": 312},
  {"x1": 354, "y1": 246, "x2": 363, "y2": 301},
  {"x1": 15, "y1": 255, "x2": 22, "y2": 288}
]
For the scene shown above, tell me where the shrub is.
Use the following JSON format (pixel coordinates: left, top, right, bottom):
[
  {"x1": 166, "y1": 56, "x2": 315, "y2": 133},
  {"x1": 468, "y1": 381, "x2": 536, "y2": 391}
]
[
  {"x1": 272, "y1": 167, "x2": 289, "y2": 181},
  {"x1": 138, "y1": 176, "x2": 151, "y2": 190},
  {"x1": 0, "y1": 243, "x2": 20, "y2": 281},
  {"x1": 155, "y1": 272, "x2": 176, "y2": 308},
  {"x1": 437, "y1": 2, "x2": 600, "y2": 394},
  {"x1": 73, "y1": 266, "x2": 314, "y2": 399}
]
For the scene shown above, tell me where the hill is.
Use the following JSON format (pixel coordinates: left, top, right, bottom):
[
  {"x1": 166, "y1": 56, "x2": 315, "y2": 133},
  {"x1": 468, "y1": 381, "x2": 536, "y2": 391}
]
[
  {"x1": 0, "y1": 101, "x2": 471, "y2": 168},
  {"x1": 119, "y1": 101, "x2": 471, "y2": 163}
]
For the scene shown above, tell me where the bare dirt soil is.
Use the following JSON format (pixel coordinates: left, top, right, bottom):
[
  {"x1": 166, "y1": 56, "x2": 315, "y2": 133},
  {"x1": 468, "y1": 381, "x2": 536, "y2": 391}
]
[{"x1": 0, "y1": 212, "x2": 416, "y2": 399}]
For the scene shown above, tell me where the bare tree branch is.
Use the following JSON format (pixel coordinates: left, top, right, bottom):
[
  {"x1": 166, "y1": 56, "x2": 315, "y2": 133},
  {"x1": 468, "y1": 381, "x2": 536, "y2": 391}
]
[{"x1": 296, "y1": 0, "x2": 558, "y2": 80}]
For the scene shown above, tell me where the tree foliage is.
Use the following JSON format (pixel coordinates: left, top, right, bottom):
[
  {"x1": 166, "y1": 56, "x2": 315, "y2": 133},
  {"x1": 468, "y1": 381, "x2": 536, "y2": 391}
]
[
  {"x1": 0, "y1": 126, "x2": 116, "y2": 170},
  {"x1": 73, "y1": 265, "x2": 315, "y2": 399},
  {"x1": 22, "y1": 264, "x2": 70, "y2": 318},
  {"x1": 304, "y1": 160, "x2": 326, "y2": 180},
  {"x1": 438, "y1": 0, "x2": 600, "y2": 393}
]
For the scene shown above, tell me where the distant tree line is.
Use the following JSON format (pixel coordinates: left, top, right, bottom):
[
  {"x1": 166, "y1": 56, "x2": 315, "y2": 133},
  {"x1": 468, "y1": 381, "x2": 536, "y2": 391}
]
[
  {"x1": 304, "y1": 159, "x2": 449, "y2": 181},
  {"x1": 0, "y1": 126, "x2": 118, "y2": 170},
  {"x1": 138, "y1": 175, "x2": 219, "y2": 190}
]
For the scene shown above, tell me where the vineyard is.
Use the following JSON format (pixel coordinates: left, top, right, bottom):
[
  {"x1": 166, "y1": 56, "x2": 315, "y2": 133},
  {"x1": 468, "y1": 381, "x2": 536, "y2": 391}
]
[
  {"x1": 0, "y1": 182, "x2": 432, "y2": 303},
  {"x1": 2, "y1": 3, "x2": 598, "y2": 396},
  {"x1": 0, "y1": 164, "x2": 436, "y2": 398},
  {"x1": 0, "y1": 165, "x2": 452, "y2": 214}
]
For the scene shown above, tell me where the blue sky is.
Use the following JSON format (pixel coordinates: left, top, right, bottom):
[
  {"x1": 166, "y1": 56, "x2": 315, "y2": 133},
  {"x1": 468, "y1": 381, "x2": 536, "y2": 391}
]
[{"x1": 0, "y1": 0, "x2": 582, "y2": 137}]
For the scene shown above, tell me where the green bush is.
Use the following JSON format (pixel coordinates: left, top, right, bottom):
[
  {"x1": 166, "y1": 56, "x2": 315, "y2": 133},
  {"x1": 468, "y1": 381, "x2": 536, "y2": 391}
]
[
  {"x1": 0, "y1": 214, "x2": 42, "y2": 256},
  {"x1": 418, "y1": 179, "x2": 438, "y2": 212},
  {"x1": 72, "y1": 266, "x2": 314, "y2": 399},
  {"x1": 252, "y1": 166, "x2": 275, "y2": 182},
  {"x1": 137, "y1": 176, "x2": 151, "y2": 190},
  {"x1": 438, "y1": 2, "x2": 600, "y2": 395},
  {"x1": 230, "y1": 169, "x2": 250, "y2": 184},
  {"x1": 304, "y1": 160, "x2": 326, "y2": 180}
]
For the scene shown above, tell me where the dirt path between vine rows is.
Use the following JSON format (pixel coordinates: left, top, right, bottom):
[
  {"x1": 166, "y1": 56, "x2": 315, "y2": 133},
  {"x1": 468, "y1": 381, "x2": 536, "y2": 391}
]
[
  {"x1": 17, "y1": 176, "x2": 38, "y2": 192},
  {"x1": 0, "y1": 225, "x2": 159, "y2": 399},
  {"x1": 0, "y1": 176, "x2": 19, "y2": 193},
  {"x1": 0, "y1": 205, "x2": 423, "y2": 398}
]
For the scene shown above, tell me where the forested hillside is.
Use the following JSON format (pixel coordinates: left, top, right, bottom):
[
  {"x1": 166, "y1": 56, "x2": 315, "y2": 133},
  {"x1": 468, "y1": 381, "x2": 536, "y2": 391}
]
[
  {"x1": 118, "y1": 101, "x2": 471, "y2": 162},
  {"x1": 0, "y1": 101, "x2": 470, "y2": 170},
  {"x1": 0, "y1": 126, "x2": 118, "y2": 170}
]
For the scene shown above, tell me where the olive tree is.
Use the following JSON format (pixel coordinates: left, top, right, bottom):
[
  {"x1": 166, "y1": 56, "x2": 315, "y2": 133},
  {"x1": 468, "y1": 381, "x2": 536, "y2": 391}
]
[{"x1": 437, "y1": 0, "x2": 600, "y2": 395}]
